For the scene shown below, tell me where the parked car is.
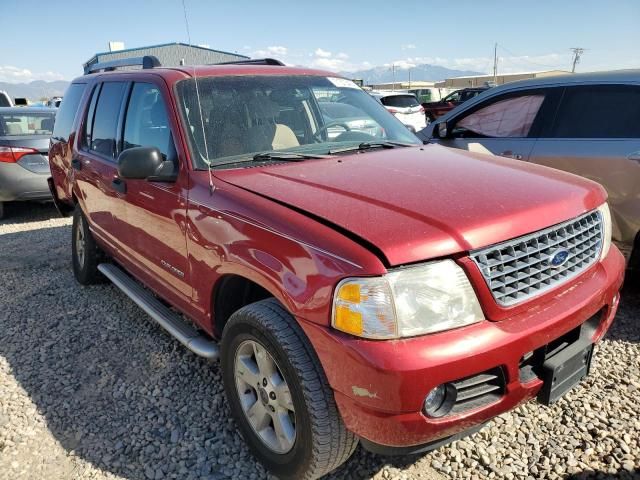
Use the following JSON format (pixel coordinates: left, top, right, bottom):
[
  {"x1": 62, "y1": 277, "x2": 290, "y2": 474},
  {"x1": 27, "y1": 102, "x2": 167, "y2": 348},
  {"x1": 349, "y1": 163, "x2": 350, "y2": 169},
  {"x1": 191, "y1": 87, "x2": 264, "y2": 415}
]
[
  {"x1": 0, "y1": 107, "x2": 56, "y2": 218},
  {"x1": 0, "y1": 91, "x2": 12, "y2": 107},
  {"x1": 47, "y1": 96, "x2": 63, "y2": 108},
  {"x1": 49, "y1": 57, "x2": 623, "y2": 479},
  {"x1": 421, "y1": 70, "x2": 640, "y2": 269},
  {"x1": 422, "y1": 87, "x2": 489, "y2": 122},
  {"x1": 370, "y1": 91, "x2": 427, "y2": 132},
  {"x1": 408, "y1": 87, "x2": 453, "y2": 104}
]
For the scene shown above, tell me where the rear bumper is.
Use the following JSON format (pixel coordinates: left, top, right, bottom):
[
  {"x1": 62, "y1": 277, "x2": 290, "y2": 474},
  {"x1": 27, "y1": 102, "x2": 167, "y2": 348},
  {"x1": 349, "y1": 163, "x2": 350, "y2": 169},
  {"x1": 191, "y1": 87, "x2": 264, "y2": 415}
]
[
  {"x1": 0, "y1": 162, "x2": 51, "y2": 202},
  {"x1": 299, "y1": 247, "x2": 624, "y2": 448}
]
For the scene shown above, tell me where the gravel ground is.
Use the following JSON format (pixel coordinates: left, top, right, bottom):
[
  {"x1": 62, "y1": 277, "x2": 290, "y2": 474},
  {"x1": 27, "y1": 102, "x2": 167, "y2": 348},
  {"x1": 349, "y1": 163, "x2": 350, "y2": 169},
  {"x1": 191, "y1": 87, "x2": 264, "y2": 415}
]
[{"x1": 0, "y1": 202, "x2": 639, "y2": 480}]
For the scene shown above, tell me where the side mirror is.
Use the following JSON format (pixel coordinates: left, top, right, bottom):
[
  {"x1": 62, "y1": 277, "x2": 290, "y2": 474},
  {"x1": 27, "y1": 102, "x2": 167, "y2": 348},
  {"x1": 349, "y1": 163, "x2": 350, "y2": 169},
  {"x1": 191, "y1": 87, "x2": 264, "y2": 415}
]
[
  {"x1": 437, "y1": 122, "x2": 449, "y2": 139},
  {"x1": 117, "y1": 147, "x2": 176, "y2": 182}
]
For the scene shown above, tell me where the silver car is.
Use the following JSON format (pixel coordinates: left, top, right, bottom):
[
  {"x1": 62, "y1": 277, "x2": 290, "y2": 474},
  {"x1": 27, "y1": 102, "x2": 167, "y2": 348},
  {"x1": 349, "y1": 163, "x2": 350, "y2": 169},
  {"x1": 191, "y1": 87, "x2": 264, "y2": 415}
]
[
  {"x1": 0, "y1": 107, "x2": 56, "y2": 219},
  {"x1": 421, "y1": 70, "x2": 640, "y2": 268}
]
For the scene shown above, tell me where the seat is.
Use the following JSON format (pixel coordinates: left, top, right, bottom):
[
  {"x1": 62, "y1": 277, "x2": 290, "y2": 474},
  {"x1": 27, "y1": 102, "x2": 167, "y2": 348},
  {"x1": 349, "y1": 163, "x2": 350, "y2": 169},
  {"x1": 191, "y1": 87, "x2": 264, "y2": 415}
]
[
  {"x1": 6, "y1": 123, "x2": 23, "y2": 135},
  {"x1": 41, "y1": 117, "x2": 55, "y2": 131}
]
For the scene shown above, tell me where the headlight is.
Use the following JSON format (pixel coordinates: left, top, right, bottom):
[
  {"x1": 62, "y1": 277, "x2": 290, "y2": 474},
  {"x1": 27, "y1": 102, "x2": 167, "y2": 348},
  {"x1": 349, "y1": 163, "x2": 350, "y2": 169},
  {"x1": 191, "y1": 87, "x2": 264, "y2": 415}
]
[
  {"x1": 332, "y1": 260, "x2": 484, "y2": 339},
  {"x1": 597, "y1": 202, "x2": 612, "y2": 260}
]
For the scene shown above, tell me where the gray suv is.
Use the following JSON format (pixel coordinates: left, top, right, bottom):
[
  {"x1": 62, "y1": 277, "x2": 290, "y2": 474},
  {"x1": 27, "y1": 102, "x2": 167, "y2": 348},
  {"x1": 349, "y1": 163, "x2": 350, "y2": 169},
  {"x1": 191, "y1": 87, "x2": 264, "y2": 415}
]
[{"x1": 421, "y1": 70, "x2": 640, "y2": 269}]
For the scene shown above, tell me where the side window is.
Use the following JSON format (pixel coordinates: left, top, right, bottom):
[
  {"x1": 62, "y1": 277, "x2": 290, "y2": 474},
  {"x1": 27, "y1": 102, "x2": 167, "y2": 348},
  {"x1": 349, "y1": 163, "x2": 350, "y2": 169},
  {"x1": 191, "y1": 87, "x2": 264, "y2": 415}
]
[
  {"x1": 551, "y1": 85, "x2": 640, "y2": 138},
  {"x1": 52, "y1": 83, "x2": 86, "y2": 142},
  {"x1": 83, "y1": 84, "x2": 100, "y2": 149},
  {"x1": 454, "y1": 94, "x2": 545, "y2": 138},
  {"x1": 89, "y1": 82, "x2": 127, "y2": 159},
  {"x1": 123, "y1": 83, "x2": 175, "y2": 160}
]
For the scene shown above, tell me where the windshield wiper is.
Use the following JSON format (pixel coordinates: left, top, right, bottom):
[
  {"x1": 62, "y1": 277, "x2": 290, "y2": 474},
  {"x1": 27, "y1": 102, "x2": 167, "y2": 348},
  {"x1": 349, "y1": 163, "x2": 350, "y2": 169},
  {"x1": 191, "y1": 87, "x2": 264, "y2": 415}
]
[
  {"x1": 328, "y1": 141, "x2": 415, "y2": 154},
  {"x1": 251, "y1": 151, "x2": 333, "y2": 162},
  {"x1": 211, "y1": 151, "x2": 332, "y2": 169}
]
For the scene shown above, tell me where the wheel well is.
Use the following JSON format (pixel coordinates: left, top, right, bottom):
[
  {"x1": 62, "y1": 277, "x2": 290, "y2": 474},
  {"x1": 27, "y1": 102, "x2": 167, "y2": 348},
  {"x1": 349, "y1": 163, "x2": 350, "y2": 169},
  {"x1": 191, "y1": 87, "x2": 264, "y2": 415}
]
[
  {"x1": 213, "y1": 275, "x2": 272, "y2": 335},
  {"x1": 629, "y1": 230, "x2": 640, "y2": 270}
]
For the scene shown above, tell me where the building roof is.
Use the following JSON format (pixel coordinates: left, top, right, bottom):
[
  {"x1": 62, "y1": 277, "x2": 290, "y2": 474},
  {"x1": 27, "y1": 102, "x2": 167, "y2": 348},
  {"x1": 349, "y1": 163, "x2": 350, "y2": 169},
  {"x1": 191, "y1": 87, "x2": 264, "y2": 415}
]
[{"x1": 84, "y1": 42, "x2": 248, "y2": 68}]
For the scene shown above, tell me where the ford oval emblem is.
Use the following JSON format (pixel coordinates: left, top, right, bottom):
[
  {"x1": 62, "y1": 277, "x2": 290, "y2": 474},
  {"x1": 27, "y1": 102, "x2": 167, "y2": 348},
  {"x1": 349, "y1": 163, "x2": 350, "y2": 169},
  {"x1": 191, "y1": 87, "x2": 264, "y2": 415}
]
[{"x1": 549, "y1": 249, "x2": 570, "y2": 267}]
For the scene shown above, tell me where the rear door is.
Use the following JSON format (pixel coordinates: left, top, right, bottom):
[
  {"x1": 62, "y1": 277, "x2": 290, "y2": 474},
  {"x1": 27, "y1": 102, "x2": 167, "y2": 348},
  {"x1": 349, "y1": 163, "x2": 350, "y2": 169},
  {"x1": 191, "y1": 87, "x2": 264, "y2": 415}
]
[
  {"x1": 115, "y1": 80, "x2": 192, "y2": 308},
  {"x1": 73, "y1": 81, "x2": 128, "y2": 249},
  {"x1": 438, "y1": 88, "x2": 559, "y2": 160},
  {"x1": 528, "y1": 84, "x2": 640, "y2": 255}
]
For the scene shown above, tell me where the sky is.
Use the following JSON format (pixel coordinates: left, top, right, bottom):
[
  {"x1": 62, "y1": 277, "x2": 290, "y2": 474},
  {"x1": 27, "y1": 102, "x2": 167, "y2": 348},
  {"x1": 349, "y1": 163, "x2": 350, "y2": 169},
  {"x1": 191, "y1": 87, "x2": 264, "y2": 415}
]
[{"x1": 1, "y1": 0, "x2": 639, "y2": 83}]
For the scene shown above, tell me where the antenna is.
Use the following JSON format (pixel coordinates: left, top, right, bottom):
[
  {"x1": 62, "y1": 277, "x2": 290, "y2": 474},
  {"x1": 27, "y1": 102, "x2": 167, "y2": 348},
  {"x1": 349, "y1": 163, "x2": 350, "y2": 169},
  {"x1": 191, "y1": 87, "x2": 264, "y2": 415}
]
[{"x1": 181, "y1": 0, "x2": 215, "y2": 194}]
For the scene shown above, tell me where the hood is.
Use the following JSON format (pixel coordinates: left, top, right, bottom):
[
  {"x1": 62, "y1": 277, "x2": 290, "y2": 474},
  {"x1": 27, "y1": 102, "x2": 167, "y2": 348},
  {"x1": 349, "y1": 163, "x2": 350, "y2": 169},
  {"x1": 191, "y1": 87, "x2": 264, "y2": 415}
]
[{"x1": 216, "y1": 145, "x2": 606, "y2": 266}]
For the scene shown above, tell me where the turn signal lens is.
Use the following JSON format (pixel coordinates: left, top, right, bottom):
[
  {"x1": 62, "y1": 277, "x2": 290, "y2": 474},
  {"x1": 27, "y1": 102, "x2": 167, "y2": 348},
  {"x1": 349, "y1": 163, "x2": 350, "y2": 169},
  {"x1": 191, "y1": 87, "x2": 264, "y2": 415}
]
[{"x1": 334, "y1": 306, "x2": 363, "y2": 336}]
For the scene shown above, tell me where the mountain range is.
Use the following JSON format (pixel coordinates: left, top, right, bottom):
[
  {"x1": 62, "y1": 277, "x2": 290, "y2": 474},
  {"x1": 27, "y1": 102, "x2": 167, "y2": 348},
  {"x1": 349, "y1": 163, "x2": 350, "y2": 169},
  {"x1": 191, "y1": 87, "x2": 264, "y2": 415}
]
[
  {"x1": 344, "y1": 64, "x2": 484, "y2": 84},
  {"x1": 0, "y1": 80, "x2": 69, "y2": 102},
  {"x1": 1, "y1": 64, "x2": 485, "y2": 101}
]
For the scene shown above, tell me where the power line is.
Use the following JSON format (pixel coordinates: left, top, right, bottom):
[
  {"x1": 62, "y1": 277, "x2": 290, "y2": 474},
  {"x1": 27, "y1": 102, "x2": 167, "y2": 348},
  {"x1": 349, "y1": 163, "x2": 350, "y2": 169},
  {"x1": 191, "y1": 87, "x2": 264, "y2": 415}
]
[{"x1": 496, "y1": 44, "x2": 568, "y2": 70}]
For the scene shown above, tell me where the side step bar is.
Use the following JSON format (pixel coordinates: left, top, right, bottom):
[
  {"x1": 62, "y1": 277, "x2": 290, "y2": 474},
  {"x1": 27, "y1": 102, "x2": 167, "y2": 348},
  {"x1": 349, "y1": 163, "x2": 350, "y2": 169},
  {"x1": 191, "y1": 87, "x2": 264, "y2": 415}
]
[{"x1": 98, "y1": 264, "x2": 219, "y2": 360}]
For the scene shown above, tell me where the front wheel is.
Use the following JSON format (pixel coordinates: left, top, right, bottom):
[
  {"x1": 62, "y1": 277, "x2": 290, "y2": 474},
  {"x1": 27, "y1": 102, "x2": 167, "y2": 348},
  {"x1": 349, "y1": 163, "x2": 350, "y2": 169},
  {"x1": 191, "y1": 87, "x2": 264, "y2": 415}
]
[{"x1": 221, "y1": 299, "x2": 358, "y2": 479}]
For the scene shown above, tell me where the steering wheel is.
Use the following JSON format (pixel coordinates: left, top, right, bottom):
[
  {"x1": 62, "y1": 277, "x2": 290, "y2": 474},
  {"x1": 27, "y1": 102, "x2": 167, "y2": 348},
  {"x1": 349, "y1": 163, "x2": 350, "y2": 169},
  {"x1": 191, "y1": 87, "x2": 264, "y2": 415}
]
[{"x1": 313, "y1": 121, "x2": 351, "y2": 142}]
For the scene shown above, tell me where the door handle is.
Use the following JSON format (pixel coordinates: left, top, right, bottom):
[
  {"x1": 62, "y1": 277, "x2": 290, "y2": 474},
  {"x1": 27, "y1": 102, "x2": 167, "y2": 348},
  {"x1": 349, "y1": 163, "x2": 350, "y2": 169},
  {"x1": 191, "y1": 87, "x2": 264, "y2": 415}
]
[
  {"x1": 111, "y1": 178, "x2": 126, "y2": 194},
  {"x1": 627, "y1": 151, "x2": 640, "y2": 162},
  {"x1": 71, "y1": 158, "x2": 82, "y2": 171},
  {"x1": 500, "y1": 150, "x2": 523, "y2": 160}
]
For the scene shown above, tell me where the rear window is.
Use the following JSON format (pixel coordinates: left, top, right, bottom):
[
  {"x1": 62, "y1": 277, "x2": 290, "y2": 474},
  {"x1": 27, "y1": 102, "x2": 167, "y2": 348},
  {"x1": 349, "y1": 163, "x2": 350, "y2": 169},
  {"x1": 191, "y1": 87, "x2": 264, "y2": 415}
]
[
  {"x1": 52, "y1": 83, "x2": 86, "y2": 142},
  {"x1": 380, "y1": 95, "x2": 419, "y2": 108},
  {"x1": 551, "y1": 85, "x2": 640, "y2": 138},
  {"x1": 0, "y1": 111, "x2": 56, "y2": 136}
]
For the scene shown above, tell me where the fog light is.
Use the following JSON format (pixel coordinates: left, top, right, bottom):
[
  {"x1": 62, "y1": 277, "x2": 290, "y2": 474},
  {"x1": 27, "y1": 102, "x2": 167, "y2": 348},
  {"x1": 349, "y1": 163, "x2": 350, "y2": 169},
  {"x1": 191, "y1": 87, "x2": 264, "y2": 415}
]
[{"x1": 423, "y1": 384, "x2": 456, "y2": 418}]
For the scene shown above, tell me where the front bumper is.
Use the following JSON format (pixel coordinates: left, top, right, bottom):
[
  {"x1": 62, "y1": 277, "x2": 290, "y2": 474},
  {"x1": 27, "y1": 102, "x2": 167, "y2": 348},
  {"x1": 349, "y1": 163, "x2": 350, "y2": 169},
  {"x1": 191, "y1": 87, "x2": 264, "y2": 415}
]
[
  {"x1": 299, "y1": 247, "x2": 624, "y2": 449},
  {"x1": 0, "y1": 161, "x2": 51, "y2": 202}
]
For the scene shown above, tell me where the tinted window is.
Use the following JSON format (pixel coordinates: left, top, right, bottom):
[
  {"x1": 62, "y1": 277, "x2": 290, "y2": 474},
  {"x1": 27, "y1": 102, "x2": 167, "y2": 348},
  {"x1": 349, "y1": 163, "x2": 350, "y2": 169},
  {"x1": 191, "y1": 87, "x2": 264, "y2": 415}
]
[
  {"x1": 380, "y1": 95, "x2": 419, "y2": 108},
  {"x1": 52, "y1": 83, "x2": 85, "y2": 142},
  {"x1": 455, "y1": 95, "x2": 545, "y2": 138},
  {"x1": 551, "y1": 85, "x2": 640, "y2": 138},
  {"x1": 90, "y1": 82, "x2": 127, "y2": 158},
  {"x1": 123, "y1": 83, "x2": 174, "y2": 159}
]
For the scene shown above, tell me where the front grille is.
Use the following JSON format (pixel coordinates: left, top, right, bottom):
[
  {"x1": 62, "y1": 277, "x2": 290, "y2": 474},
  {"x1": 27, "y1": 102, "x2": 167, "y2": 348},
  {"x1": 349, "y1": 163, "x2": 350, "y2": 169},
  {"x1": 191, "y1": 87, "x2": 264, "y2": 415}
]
[
  {"x1": 450, "y1": 367, "x2": 505, "y2": 414},
  {"x1": 470, "y1": 210, "x2": 603, "y2": 306}
]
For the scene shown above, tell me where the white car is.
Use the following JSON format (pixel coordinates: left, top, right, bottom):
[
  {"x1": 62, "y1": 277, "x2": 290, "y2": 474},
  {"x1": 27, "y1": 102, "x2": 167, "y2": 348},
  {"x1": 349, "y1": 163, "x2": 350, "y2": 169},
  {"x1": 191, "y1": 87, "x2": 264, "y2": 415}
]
[{"x1": 370, "y1": 91, "x2": 426, "y2": 132}]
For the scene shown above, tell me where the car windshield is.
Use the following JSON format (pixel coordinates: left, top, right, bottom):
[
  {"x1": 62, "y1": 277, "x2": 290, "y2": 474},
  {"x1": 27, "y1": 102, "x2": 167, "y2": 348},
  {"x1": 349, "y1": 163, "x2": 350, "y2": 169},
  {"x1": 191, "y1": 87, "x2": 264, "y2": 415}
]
[
  {"x1": 0, "y1": 111, "x2": 55, "y2": 136},
  {"x1": 176, "y1": 75, "x2": 420, "y2": 169},
  {"x1": 380, "y1": 95, "x2": 420, "y2": 108}
]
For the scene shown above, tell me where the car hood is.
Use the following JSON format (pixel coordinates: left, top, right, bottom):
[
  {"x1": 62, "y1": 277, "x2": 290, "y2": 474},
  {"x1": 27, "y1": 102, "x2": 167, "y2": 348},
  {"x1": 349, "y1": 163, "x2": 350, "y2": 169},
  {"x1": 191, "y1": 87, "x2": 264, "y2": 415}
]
[{"x1": 215, "y1": 145, "x2": 606, "y2": 266}]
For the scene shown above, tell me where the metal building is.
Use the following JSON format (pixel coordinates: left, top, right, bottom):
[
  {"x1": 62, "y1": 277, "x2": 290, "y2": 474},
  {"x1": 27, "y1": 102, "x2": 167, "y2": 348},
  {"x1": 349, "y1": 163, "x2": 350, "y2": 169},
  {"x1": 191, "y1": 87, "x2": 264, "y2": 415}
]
[{"x1": 83, "y1": 42, "x2": 249, "y2": 73}]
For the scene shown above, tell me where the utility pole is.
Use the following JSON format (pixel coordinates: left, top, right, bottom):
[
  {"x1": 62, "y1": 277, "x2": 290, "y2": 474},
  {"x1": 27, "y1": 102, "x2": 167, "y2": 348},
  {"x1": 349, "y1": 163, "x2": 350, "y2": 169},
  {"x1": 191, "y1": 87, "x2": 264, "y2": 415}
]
[
  {"x1": 391, "y1": 63, "x2": 396, "y2": 91},
  {"x1": 570, "y1": 47, "x2": 585, "y2": 73},
  {"x1": 408, "y1": 68, "x2": 411, "y2": 89},
  {"x1": 493, "y1": 42, "x2": 498, "y2": 84}
]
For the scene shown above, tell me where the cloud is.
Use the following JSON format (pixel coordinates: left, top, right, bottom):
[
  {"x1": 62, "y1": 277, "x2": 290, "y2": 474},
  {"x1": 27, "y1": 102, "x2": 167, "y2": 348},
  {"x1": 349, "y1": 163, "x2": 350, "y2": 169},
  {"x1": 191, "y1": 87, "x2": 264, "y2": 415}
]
[
  {"x1": 0, "y1": 65, "x2": 66, "y2": 83},
  {"x1": 314, "y1": 48, "x2": 332, "y2": 58},
  {"x1": 252, "y1": 45, "x2": 288, "y2": 57},
  {"x1": 308, "y1": 49, "x2": 361, "y2": 71},
  {"x1": 401, "y1": 44, "x2": 417, "y2": 50}
]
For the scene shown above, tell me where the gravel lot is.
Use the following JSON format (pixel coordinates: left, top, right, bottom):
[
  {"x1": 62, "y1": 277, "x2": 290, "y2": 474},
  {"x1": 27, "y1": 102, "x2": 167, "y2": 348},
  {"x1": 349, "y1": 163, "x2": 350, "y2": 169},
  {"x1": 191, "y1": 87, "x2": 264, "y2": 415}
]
[{"x1": 1, "y1": 202, "x2": 639, "y2": 480}]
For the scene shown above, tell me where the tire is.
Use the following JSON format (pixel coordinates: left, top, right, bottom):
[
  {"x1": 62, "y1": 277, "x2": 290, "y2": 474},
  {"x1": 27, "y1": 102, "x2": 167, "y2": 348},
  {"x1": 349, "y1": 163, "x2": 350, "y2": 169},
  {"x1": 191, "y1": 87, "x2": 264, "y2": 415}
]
[
  {"x1": 72, "y1": 205, "x2": 104, "y2": 285},
  {"x1": 221, "y1": 298, "x2": 358, "y2": 479}
]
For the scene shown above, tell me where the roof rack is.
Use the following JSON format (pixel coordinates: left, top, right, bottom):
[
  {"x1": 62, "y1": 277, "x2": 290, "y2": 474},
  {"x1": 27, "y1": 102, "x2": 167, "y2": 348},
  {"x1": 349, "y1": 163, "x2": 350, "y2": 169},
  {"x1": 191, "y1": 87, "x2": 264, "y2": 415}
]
[
  {"x1": 214, "y1": 58, "x2": 285, "y2": 66},
  {"x1": 84, "y1": 55, "x2": 161, "y2": 74}
]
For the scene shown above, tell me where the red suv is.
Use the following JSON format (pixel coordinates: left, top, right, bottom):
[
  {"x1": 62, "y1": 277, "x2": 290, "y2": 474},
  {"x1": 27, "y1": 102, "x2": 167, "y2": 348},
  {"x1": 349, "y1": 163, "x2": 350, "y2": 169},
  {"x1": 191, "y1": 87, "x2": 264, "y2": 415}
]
[{"x1": 49, "y1": 57, "x2": 624, "y2": 479}]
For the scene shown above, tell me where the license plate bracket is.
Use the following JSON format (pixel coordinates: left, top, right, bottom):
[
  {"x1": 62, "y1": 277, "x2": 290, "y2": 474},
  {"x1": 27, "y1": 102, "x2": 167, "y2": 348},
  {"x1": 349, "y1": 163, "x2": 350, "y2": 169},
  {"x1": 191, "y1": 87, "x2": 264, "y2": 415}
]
[{"x1": 537, "y1": 340, "x2": 593, "y2": 405}]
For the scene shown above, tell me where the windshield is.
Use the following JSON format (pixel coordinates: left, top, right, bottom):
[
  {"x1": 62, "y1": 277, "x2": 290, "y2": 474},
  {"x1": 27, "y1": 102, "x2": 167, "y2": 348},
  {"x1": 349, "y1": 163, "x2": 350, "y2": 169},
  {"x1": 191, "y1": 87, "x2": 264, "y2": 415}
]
[
  {"x1": 0, "y1": 111, "x2": 55, "y2": 136},
  {"x1": 380, "y1": 95, "x2": 419, "y2": 108},
  {"x1": 176, "y1": 75, "x2": 420, "y2": 169}
]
